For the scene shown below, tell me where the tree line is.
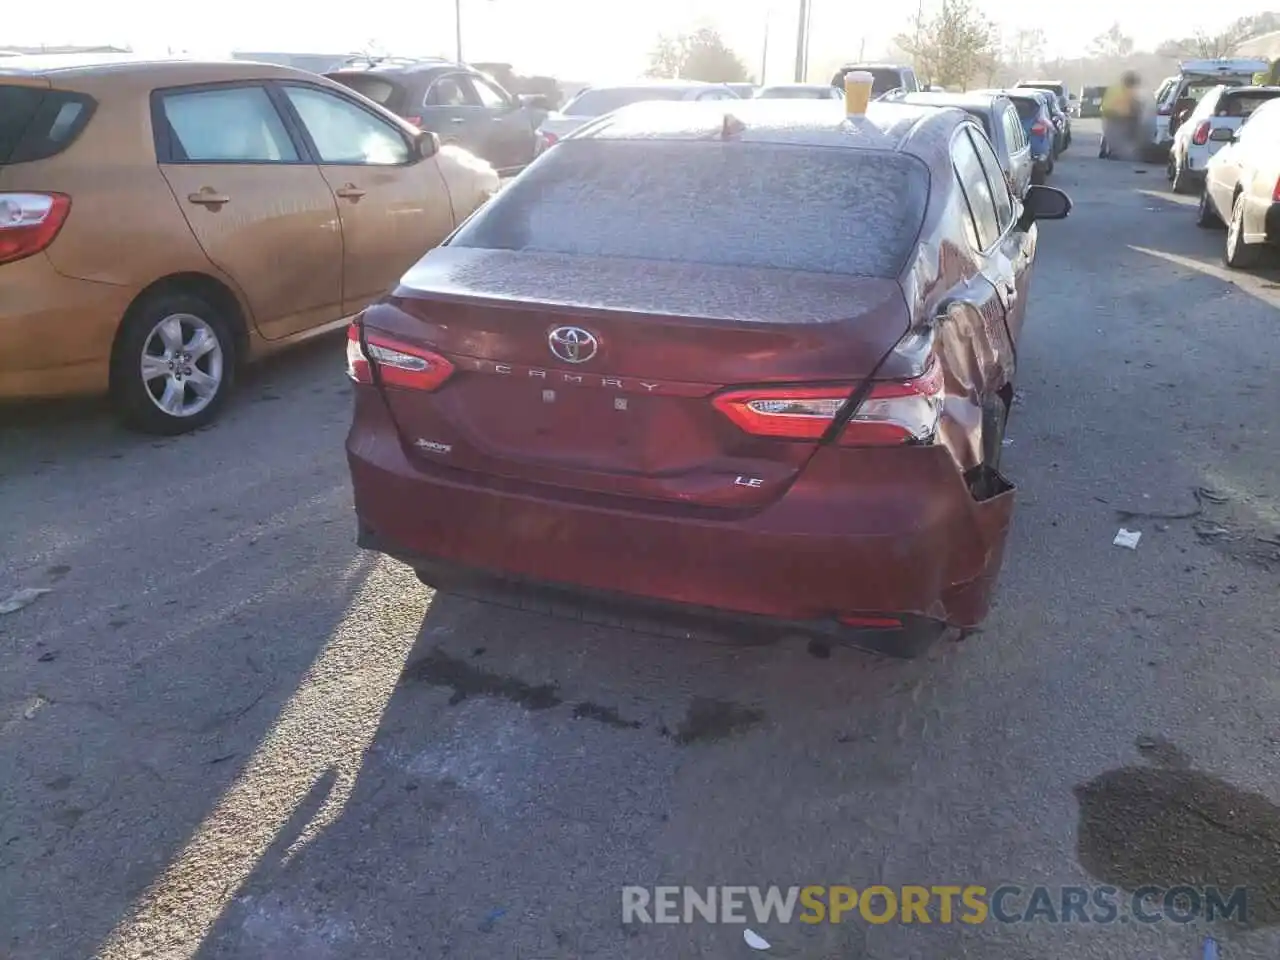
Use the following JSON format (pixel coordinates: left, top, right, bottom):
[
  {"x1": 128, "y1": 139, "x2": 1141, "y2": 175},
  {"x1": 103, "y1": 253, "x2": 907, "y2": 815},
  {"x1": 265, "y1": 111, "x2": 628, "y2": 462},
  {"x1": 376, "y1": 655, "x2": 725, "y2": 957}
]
[{"x1": 647, "y1": 8, "x2": 1280, "y2": 92}]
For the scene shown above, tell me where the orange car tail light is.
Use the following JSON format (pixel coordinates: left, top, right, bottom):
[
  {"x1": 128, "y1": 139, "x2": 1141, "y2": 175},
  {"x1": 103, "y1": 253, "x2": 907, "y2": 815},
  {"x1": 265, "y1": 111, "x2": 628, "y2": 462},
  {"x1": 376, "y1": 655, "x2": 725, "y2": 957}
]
[
  {"x1": 0, "y1": 192, "x2": 71, "y2": 266},
  {"x1": 712, "y1": 357, "x2": 944, "y2": 447},
  {"x1": 346, "y1": 323, "x2": 454, "y2": 391}
]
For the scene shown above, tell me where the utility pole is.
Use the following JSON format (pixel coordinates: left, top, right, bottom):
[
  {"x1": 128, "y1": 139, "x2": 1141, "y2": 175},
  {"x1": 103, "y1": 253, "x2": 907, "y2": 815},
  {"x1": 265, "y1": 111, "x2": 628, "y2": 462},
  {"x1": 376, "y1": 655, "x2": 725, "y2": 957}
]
[
  {"x1": 760, "y1": 7, "x2": 771, "y2": 85},
  {"x1": 793, "y1": 0, "x2": 809, "y2": 81},
  {"x1": 455, "y1": 0, "x2": 464, "y2": 62}
]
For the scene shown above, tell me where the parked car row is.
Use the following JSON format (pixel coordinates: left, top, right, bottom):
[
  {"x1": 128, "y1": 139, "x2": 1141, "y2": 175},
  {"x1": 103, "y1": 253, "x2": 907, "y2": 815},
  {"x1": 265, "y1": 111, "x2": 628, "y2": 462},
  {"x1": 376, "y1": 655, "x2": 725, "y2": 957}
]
[
  {"x1": 1, "y1": 55, "x2": 499, "y2": 432},
  {"x1": 345, "y1": 97, "x2": 1071, "y2": 658},
  {"x1": 1191, "y1": 94, "x2": 1280, "y2": 270}
]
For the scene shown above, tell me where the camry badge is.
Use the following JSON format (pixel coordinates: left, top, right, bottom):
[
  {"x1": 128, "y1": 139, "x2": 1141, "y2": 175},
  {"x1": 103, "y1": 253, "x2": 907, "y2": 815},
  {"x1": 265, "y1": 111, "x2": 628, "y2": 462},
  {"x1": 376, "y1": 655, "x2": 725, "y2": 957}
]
[{"x1": 547, "y1": 326, "x2": 599, "y2": 364}]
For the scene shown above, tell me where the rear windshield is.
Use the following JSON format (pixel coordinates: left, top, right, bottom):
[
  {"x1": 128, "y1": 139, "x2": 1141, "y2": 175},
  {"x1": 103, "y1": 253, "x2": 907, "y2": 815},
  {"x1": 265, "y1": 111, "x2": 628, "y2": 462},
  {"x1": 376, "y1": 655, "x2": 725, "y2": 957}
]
[
  {"x1": 1009, "y1": 97, "x2": 1042, "y2": 122},
  {"x1": 562, "y1": 87, "x2": 694, "y2": 117},
  {"x1": 450, "y1": 140, "x2": 929, "y2": 278},
  {"x1": 327, "y1": 74, "x2": 405, "y2": 110},
  {"x1": 0, "y1": 85, "x2": 95, "y2": 163},
  {"x1": 1217, "y1": 90, "x2": 1280, "y2": 116}
]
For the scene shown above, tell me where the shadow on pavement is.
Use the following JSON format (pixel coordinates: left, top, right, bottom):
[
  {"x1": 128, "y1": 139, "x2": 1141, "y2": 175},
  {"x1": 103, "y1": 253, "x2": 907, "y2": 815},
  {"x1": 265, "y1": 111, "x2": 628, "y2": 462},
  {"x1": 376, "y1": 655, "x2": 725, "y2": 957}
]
[{"x1": 187, "y1": 590, "x2": 943, "y2": 959}]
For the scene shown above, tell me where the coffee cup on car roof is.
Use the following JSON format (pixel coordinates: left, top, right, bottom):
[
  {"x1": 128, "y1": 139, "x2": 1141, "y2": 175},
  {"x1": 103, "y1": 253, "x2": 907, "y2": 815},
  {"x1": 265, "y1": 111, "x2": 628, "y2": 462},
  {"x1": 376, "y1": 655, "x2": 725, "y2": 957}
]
[{"x1": 843, "y1": 71, "x2": 874, "y2": 116}]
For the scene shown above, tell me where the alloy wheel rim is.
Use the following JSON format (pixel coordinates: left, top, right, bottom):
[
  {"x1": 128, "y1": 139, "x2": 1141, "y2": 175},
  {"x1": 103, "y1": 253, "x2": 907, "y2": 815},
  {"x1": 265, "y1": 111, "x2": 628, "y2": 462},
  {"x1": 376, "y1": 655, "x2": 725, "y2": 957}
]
[
  {"x1": 1227, "y1": 199, "x2": 1242, "y2": 257},
  {"x1": 140, "y1": 313, "x2": 224, "y2": 418}
]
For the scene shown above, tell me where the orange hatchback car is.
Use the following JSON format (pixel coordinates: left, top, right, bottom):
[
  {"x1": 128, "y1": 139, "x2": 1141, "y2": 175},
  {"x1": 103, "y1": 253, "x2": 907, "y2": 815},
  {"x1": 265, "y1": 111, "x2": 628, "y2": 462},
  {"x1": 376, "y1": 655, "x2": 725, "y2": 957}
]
[{"x1": 0, "y1": 56, "x2": 498, "y2": 433}]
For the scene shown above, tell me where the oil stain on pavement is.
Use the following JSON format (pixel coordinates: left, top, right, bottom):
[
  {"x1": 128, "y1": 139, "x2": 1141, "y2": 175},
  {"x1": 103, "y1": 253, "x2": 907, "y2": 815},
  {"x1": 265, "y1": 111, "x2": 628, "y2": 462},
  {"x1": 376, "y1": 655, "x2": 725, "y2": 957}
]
[
  {"x1": 405, "y1": 648, "x2": 763, "y2": 745},
  {"x1": 1075, "y1": 735, "x2": 1280, "y2": 926}
]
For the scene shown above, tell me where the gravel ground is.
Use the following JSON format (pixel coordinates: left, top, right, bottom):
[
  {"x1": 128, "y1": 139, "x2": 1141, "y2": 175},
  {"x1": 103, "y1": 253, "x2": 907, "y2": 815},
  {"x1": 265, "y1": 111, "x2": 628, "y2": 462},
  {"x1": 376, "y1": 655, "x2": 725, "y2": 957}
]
[{"x1": 2, "y1": 119, "x2": 1279, "y2": 960}]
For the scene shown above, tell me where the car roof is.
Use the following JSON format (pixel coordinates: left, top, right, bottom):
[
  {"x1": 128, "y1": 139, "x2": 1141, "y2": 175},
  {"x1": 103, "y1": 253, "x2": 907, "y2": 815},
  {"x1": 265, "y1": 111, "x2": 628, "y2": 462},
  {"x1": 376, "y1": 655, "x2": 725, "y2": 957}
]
[
  {"x1": 1220, "y1": 84, "x2": 1280, "y2": 95},
  {"x1": 327, "y1": 57, "x2": 457, "y2": 76},
  {"x1": 902, "y1": 91, "x2": 1003, "y2": 112},
  {"x1": 1179, "y1": 57, "x2": 1269, "y2": 75},
  {"x1": 570, "y1": 99, "x2": 962, "y2": 156},
  {"x1": 0, "y1": 54, "x2": 319, "y2": 86},
  {"x1": 838, "y1": 62, "x2": 909, "y2": 71},
  {"x1": 575, "y1": 79, "x2": 715, "y2": 91}
]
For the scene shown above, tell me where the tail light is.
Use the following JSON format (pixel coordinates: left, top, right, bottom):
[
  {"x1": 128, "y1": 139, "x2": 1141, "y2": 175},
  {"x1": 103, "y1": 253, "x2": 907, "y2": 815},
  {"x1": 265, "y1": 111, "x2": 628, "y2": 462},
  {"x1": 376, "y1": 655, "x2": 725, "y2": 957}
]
[
  {"x1": 1273, "y1": 176, "x2": 1280, "y2": 203},
  {"x1": 712, "y1": 357, "x2": 944, "y2": 447},
  {"x1": 0, "y1": 192, "x2": 71, "y2": 266},
  {"x1": 403, "y1": 115, "x2": 423, "y2": 128},
  {"x1": 1031, "y1": 121, "x2": 1048, "y2": 136},
  {"x1": 1192, "y1": 120, "x2": 1211, "y2": 145},
  {"x1": 346, "y1": 323, "x2": 454, "y2": 391}
]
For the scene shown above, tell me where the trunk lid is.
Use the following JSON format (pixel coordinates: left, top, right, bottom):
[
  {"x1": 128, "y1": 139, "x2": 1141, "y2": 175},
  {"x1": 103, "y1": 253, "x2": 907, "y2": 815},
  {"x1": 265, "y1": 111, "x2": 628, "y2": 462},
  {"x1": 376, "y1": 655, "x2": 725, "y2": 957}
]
[{"x1": 363, "y1": 248, "x2": 911, "y2": 510}]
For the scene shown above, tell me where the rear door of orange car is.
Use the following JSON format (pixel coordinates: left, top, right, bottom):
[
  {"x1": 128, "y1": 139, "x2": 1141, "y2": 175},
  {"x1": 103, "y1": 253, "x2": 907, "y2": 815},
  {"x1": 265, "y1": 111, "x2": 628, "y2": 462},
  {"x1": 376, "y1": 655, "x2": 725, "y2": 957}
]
[
  {"x1": 152, "y1": 81, "x2": 343, "y2": 341},
  {"x1": 273, "y1": 81, "x2": 456, "y2": 318}
]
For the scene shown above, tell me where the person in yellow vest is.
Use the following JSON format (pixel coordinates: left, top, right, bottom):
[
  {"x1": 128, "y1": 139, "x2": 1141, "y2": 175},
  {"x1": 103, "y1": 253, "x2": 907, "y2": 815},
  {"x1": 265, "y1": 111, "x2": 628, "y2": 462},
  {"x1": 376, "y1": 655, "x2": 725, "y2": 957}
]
[{"x1": 1100, "y1": 70, "x2": 1140, "y2": 160}]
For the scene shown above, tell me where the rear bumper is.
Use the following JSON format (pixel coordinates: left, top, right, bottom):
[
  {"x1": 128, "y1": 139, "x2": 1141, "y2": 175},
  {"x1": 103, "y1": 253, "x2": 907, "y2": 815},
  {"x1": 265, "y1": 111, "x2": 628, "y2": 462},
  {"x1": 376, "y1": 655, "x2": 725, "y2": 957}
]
[
  {"x1": 0, "y1": 253, "x2": 133, "y2": 399},
  {"x1": 347, "y1": 390, "x2": 1016, "y2": 632}
]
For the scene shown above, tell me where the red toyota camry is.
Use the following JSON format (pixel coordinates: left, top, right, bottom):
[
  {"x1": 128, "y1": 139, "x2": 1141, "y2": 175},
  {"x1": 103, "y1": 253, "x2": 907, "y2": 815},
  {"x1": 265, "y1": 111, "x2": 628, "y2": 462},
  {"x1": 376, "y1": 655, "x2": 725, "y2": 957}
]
[{"x1": 346, "y1": 99, "x2": 1070, "y2": 657}]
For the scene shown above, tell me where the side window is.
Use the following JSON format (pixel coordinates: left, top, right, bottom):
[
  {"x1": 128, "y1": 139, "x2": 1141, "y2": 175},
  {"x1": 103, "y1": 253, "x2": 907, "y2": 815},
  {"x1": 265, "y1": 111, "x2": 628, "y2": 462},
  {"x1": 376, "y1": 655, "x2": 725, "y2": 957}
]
[
  {"x1": 968, "y1": 128, "x2": 1014, "y2": 232},
  {"x1": 160, "y1": 85, "x2": 298, "y2": 163},
  {"x1": 903, "y1": 69, "x2": 918, "y2": 92},
  {"x1": 283, "y1": 86, "x2": 410, "y2": 165},
  {"x1": 1002, "y1": 106, "x2": 1024, "y2": 151},
  {"x1": 467, "y1": 76, "x2": 510, "y2": 110},
  {"x1": 951, "y1": 131, "x2": 1001, "y2": 250},
  {"x1": 426, "y1": 74, "x2": 478, "y2": 107}
]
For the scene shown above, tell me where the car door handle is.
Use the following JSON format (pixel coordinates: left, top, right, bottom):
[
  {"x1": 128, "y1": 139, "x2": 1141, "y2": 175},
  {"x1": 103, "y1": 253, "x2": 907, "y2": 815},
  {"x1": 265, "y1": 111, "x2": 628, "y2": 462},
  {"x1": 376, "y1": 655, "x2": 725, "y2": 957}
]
[
  {"x1": 187, "y1": 189, "x2": 229, "y2": 207},
  {"x1": 335, "y1": 184, "x2": 366, "y2": 201}
]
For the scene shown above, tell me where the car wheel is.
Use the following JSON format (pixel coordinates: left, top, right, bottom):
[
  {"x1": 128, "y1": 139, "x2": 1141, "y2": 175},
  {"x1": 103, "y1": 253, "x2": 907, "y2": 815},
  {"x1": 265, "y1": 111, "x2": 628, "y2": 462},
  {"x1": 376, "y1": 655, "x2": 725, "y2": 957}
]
[
  {"x1": 1165, "y1": 153, "x2": 1177, "y2": 182},
  {"x1": 110, "y1": 291, "x2": 237, "y2": 435},
  {"x1": 1170, "y1": 158, "x2": 1192, "y2": 194},
  {"x1": 1046, "y1": 156, "x2": 1055, "y2": 176},
  {"x1": 1223, "y1": 192, "x2": 1262, "y2": 269},
  {"x1": 1195, "y1": 185, "x2": 1221, "y2": 228}
]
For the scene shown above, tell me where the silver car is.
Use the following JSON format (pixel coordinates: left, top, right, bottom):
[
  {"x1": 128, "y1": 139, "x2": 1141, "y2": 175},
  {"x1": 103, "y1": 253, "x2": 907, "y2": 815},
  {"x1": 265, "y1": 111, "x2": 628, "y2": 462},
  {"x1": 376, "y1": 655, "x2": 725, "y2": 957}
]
[
  {"x1": 538, "y1": 81, "x2": 738, "y2": 142},
  {"x1": 900, "y1": 91, "x2": 1035, "y2": 197}
]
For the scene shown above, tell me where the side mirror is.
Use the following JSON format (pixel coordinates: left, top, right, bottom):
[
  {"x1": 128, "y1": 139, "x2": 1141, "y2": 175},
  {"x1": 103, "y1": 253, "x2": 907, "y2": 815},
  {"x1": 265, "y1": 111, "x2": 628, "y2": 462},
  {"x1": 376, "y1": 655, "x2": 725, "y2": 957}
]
[
  {"x1": 1208, "y1": 126, "x2": 1236, "y2": 143},
  {"x1": 1018, "y1": 184, "x2": 1071, "y2": 229},
  {"x1": 412, "y1": 129, "x2": 440, "y2": 160}
]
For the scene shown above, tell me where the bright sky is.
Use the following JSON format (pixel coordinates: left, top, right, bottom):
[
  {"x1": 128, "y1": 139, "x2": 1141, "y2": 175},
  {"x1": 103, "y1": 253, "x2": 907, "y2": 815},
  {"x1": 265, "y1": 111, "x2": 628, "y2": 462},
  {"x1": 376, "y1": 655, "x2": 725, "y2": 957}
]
[{"x1": 5, "y1": 0, "x2": 1266, "y2": 84}]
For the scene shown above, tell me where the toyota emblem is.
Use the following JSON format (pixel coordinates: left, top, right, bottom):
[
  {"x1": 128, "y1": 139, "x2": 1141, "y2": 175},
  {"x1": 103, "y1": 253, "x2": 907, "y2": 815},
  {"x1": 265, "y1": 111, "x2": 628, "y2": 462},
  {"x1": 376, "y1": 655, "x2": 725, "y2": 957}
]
[{"x1": 547, "y1": 326, "x2": 599, "y2": 364}]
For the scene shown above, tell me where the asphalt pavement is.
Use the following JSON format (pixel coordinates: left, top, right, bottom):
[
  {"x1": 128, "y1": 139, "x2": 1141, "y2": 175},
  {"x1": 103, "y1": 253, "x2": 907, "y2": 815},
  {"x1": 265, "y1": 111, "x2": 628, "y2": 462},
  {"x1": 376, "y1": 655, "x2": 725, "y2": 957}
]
[{"x1": 2, "y1": 119, "x2": 1279, "y2": 960}]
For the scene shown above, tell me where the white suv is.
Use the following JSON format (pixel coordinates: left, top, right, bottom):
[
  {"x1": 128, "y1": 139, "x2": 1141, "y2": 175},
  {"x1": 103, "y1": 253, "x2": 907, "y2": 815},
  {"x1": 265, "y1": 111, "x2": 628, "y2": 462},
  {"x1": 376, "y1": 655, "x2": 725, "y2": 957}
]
[
  {"x1": 1168, "y1": 85, "x2": 1280, "y2": 193},
  {"x1": 1154, "y1": 59, "x2": 1271, "y2": 151}
]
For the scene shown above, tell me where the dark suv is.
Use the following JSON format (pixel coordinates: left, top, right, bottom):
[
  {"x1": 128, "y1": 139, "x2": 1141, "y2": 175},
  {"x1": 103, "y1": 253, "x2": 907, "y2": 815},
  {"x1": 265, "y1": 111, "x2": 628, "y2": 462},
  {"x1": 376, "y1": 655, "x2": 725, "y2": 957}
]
[{"x1": 326, "y1": 57, "x2": 548, "y2": 176}]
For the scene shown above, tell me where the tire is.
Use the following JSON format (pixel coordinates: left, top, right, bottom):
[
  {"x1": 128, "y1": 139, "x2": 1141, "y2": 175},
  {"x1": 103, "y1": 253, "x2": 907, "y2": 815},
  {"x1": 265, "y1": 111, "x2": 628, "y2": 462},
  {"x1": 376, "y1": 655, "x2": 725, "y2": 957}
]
[
  {"x1": 1223, "y1": 192, "x2": 1263, "y2": 270},
  {"x1": 1195, "y1": 185, "x2": 1221, "y2": 229},
  {"x1": 110, "y1": 291, "x2": 238, "y2": 435},
  {"x1": 1165, "y1": 153, "x2": 1177, "y2": 182},
  {"x1": 1046, "y1": 156, "x2": 1055, "y2": 177}
]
